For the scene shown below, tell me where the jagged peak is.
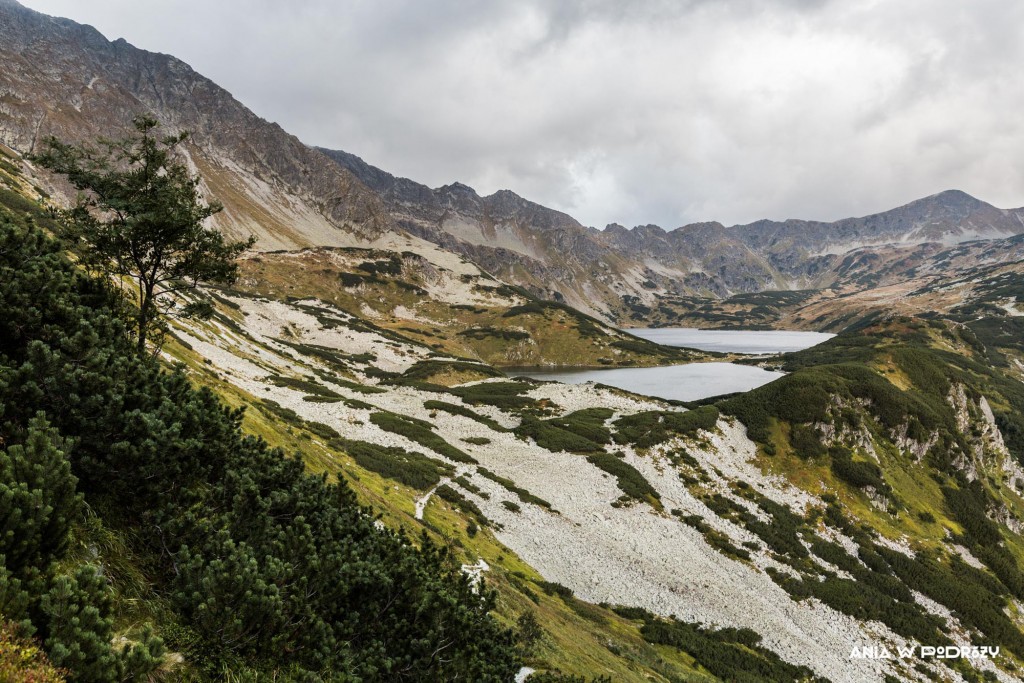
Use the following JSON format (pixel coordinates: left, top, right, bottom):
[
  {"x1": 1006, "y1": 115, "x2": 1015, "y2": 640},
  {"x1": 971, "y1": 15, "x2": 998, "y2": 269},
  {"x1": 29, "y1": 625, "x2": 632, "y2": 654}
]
[
  {"x1": 316, "y1": 146, "x2": 393, "y2": 178},
  {"x1": 437, "y1": 181, "x2": 477, "y2": 196},
  {"x1": 487, "y1": 188, "x2": 524, "y2": 201},
  {"x1": 600, "y1": 223, "x2": 667, "y2": 235},
  {"x1": 637, "y1": 223, "x2": 667, "y2": 233}
]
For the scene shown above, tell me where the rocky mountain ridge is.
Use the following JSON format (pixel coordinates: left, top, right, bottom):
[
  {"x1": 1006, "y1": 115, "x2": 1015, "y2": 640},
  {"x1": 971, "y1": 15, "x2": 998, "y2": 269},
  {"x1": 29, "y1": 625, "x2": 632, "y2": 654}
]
[
  {"x1": 3, "y1": 0, "x2": 1021, "y2": 328},
  {"x1": 0, "y1": 0, "x2": 393, "y2": 250},
  {"x1": 322, "y1": 147, "x2": 1024, "y2": 322}
]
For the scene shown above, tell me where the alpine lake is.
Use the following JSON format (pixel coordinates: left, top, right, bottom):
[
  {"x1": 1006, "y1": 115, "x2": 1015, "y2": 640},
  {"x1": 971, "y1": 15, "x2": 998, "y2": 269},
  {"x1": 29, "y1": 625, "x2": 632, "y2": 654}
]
[{"x1": 506, "y1": 328, "x2": 834, "y2": 403}]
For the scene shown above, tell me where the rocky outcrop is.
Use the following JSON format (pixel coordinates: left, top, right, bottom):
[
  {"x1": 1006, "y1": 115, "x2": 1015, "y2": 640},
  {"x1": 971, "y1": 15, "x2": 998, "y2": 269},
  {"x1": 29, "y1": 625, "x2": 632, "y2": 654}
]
[
  {"x1": 946, "y1": 384, "x2": 1018, "y2": 482},
  {"x1": 814, "y1": 396, "x2": 879, "y2": 458},
  {"x1": 890, "y1": 422, "x2": 940, "y2": 464}
]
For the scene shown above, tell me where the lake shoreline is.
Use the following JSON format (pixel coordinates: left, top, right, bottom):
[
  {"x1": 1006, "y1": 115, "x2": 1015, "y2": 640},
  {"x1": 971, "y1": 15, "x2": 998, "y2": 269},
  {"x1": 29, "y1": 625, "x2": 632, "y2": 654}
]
[
  {"x1": 505, "y1": 328, "x2": 834, "y2": 402},
  {"x1": 509, "y1": 362, "x2": 788, "y2": 402}
]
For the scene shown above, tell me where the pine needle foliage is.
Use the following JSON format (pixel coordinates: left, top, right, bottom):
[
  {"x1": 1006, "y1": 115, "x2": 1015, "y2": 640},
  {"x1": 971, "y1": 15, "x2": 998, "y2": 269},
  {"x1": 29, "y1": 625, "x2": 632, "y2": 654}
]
[
  {"x1": 0, "y1": 195, "x2": 519, "y2": 679},
  {"x1": 31, "y1": 115, "x2": 255, "y2": 353}
]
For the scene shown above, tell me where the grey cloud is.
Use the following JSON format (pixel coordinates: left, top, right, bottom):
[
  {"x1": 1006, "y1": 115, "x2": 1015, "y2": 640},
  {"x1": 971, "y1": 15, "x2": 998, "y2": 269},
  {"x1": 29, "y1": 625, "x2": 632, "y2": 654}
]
[{"x1": 22, "y1": 0, "x2": 1024, "y2": 228}]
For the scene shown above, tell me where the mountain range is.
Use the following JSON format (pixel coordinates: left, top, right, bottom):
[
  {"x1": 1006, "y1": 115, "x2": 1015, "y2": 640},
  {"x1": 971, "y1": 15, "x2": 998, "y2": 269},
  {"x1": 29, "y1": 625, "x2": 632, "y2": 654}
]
[{"x1": 3, "y1": 0, "x2": 1023, "y2": 326}]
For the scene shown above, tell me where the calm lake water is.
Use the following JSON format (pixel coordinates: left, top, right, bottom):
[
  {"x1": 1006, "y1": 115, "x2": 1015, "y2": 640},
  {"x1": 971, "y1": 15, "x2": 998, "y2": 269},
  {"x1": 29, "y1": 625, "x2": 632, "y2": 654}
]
[
  {"x1": 627, "y1": 327, "x2": 834, "y2": 354},
  {"x1": 509, "y1": 328, "x2": 832, "y2": 402},
  {"x1": 511, "y1": 362, "x2": 786, "y2": 402}
]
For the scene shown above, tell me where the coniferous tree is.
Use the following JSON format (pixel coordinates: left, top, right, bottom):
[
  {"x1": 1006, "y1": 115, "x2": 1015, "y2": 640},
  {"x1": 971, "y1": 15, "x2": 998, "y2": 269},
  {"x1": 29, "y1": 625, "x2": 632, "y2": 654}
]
[
  {"x1": 0, "y1": 202, "x2": 521, "y2": 680},
  {"x1": 38, "y1": 566, "x2": 120, "y2": 682},
  {"x1": 39, "y1": 566, "x2": 165, "y2": 683},
  {"x1": 31, "y1": 115, "x2": 255, "y2": 353},
  {"x1": 0, "y1": 415, "x2": 81, "y2": 575},
  {"x1": 0, "y1": 562, "x2": 33, "y2": 634}
]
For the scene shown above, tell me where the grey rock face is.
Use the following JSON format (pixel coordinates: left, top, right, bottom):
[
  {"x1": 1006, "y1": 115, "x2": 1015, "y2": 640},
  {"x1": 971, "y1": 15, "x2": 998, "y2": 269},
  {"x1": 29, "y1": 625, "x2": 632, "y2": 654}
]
[{"x1": 0, "y1": 0, "x2": 392, "y2": 249}]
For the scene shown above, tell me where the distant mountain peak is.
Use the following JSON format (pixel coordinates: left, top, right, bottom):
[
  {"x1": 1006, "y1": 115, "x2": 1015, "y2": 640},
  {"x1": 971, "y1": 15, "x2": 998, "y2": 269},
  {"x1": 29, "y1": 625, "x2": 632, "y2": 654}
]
[
  {"x1": 909, "y1": 189, "x2": 987, "y2": 214},
  {"x1": 927, "y1": 188, "x2": 981, "y2": 203},
  {"x1": 0, "y1": 1, "x2": 395, "y2": 248},
  {"x1": 11, "y1": 0, "x2": 1021, "y2": 325}
]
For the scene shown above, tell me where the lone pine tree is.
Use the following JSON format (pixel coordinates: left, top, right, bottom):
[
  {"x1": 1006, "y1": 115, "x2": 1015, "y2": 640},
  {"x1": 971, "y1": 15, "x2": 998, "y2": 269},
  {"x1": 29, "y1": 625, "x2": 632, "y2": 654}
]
[{"x1": 32, "y1": 114, "x2": 254, "y2": 353}]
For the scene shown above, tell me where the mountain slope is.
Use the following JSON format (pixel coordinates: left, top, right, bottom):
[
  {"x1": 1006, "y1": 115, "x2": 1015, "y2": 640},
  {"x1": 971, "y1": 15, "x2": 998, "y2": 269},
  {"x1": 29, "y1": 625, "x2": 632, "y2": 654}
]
[
  {"x1": 0, "y1": 149, "x2": 722, "y2": 682},
  {"x1": 632, "y1": 235, "x2": 1024, "y2": 331},
  {"x1": 169, "y1": 264, "x2": 1024, "y2": 682},
  {"x1": 319, "y1": 146, "x2": 648, "y2": 320},
  {"x1": 0, "y1": 0, "x2": 391, "y2": 250},
  {"x1": 230, "y1": 245, "x2": 706, "y2": 368}
]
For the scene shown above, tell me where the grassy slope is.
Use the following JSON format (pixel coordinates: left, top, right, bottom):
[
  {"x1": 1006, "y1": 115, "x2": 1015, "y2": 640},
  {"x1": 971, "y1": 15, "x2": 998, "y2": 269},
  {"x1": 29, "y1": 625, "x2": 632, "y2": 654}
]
[
  {"x1": 181, "y1": 189, "x2": 1024, "y2": 680},
  {"x1": 233, "y1": 248, "x2": 707, "y2": 368},
  {"x1": 0, "y1": 150, "x2": 707, "y2": 682},
  {"x1": 732, "y1": 317, "x2": 1024, "y2": 536},
  {"x1": 717, "y1": 317, "x2": 1024, "y2": 677},
  {"x1": 180, "y1": 287, "x2": 1024, "y2": 680}
]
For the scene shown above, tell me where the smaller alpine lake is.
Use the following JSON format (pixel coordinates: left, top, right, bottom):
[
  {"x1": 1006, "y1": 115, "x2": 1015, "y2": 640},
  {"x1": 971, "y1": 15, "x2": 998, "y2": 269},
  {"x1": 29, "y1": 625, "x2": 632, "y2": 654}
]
[{"x1": 508, "y1": 327, "x2": 834, "y2": 402}]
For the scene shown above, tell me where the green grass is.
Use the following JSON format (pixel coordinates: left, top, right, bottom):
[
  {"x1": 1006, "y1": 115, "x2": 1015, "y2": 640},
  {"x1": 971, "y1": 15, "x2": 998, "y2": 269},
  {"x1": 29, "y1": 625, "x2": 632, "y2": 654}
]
[
  {"x1": 268, "y1": 374, "x2": 342, "y2": 398},
  {"x1": 447, "y1": 381, "x2": 554, "y2": 415},
  {"x1": 453, "y1": 475, "x2": 490, "y2": 499},
  {"x1": 674, "y1": 513, "x2": 751, "y2": 562},
  {"x1": 389, "y1": 359, "x2": 504, "y2": 387},
  {"x1": 516, "y1": 408, "x2": 614, "y2": 454},
  {"x1": 457, "y1": 326, "x2": 531, "y2": 341},
  {"x1": 424, "y1": 399, "x2": 509, "y2": 432},
  {"x1": 435, "y1": 484, "x2": 489, "y2": 526},
  {"x1": 637, "y1": 612, "x2": 818, "y2": 683},
  {"x1": 612, "y1": 406, "x2": 719, "y2": 449}
]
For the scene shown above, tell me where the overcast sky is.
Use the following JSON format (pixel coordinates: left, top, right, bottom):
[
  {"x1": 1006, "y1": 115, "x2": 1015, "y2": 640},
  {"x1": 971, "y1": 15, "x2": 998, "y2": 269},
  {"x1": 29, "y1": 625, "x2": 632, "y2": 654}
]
[{"x1": 21, "y1": 0, "x2": 1024, "y2": 228}]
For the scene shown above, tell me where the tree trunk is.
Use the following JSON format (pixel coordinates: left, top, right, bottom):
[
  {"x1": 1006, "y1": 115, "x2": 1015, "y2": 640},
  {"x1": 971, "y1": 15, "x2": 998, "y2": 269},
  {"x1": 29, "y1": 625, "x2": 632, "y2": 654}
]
[
  {"x1": 136, "y1": 314, "x2": 147, "y2": 354},
  {"x1": 137, "y1": 290, "x2": 152, "y2": 354}
]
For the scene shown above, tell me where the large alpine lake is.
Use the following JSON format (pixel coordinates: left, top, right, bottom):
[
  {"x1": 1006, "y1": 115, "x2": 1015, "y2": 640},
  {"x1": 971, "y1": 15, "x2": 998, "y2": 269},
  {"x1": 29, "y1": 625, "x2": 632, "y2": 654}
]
[{"x1": 508, "y1": 328, "x2": 834, "y2": 402}]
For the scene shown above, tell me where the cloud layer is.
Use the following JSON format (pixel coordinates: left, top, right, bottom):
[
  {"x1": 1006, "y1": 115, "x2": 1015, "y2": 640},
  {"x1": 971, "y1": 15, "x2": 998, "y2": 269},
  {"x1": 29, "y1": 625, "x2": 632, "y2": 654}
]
[{"x1": 23, "y1": 0, "x2": 1024, "y2": 228}]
